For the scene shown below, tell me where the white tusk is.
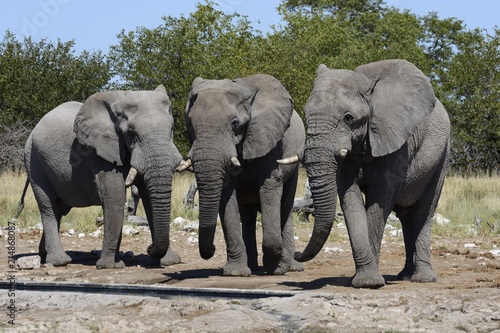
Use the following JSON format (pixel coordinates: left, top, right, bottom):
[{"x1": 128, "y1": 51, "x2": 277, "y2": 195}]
[
  {"x1": 176, "y1": 159, "x2": 192, "y2": 172},
  {"x1": 339, "y1": 148, "x2": 348, "y2": 158},
  {"x1": 277, "y1": 155, "x2": 300, "y2": 165},
  {"x1": 230, "y1": 156, "x2": 241, "y2": 167},
  {"x1": 125, "y1": 167, "x2": 138, "y2": 187}
]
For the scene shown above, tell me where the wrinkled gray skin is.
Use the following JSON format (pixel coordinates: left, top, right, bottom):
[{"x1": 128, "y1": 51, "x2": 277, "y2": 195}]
[
  {"x1": 186, "y1": 74, "x2": 305, "y2": 275},
  {"x1": 24, "y1": 86, "x2": 183, "y2": 268},
  {"x1": 296, "y1": 60, "x2": 450, "y2": 288}
]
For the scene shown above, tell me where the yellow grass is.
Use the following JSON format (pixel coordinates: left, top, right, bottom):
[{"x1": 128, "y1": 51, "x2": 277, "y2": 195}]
[{"x1": 1, "y1": 170, "x2": 499, "y2": 237}]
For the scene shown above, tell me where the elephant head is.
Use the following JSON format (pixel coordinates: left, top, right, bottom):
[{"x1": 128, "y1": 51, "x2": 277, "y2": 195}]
[
  {"x1": 74, "y1": 85, "x2": 182, "y2": 259},
  {"x1": 296, "y1": 59, "x2": 436, "y2": 262},
  {"x1": 183, "y1": 74, "x2": 294, "y2": 260}
]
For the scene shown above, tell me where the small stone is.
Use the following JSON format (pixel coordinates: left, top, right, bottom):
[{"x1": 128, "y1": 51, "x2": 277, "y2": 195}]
[
  {"x1": 89, "y1": 229, "x2": 102, "y2": 238},
  {"x1": 122, "y1": 225, "x2": 139, "y2": 236},
  {"x1": 323, "y1": 247, "x2": 344, "y2": 253},
  {"x1": 67, "y1": 229, "x2": 75, "y2": 235},
  {"x1": 490, "y1": 249, "x2": 500, "y2": 257},
  {"x1": 17, "y1": 255, "x2": 41, "y2": 270},
  {"x1": 390, "y1": 229, "x2": 403, "y2": 237},
  {"x1": 78, "y1": 233, "x2": 85, "y2": 238},
  {"x1": 187, "y1": 236, "x2": 198, "y2": 244}
]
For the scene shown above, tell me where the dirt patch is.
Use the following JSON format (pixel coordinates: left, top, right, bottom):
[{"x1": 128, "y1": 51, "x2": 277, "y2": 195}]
[{"x1": 2, "y1": 222, "x2": 500, "y2": 332}]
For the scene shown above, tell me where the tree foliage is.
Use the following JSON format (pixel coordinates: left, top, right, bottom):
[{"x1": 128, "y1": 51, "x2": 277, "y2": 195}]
[
  {"x1": 0, "y1": 0, "x2": 498, "y2": 173},
  {"x1": 0, "y1": 31, "x2": 111, "y2": 125},
  {"x1": 109, "y1": 1, "x2": 260, "y2": 154}
]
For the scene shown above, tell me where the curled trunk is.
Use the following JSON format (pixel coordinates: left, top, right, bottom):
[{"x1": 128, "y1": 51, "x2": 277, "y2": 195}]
[{"x1": 295, "y1": 145, "x2": 338, "y2": 262}]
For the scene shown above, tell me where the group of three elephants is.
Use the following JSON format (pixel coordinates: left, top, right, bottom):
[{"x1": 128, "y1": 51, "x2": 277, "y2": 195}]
[{"x1": 24, "y1": 59, "x2": 450, "y2": 288}]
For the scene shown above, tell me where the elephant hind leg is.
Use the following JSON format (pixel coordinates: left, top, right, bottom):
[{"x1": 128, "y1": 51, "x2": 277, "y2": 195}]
[
  {"x1": 32, "y1": 183, "x2": 71, "y2": 266},
  {"x1": 397, "y1": 158, "x2": 446, "y2": 283}
]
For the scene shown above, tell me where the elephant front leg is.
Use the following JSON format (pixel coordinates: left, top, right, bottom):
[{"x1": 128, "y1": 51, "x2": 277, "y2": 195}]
[
  {"x1": 95, "y1": 170, "x2": 126, "y2": 269},
  {"x1": 240, "y1": 204, "x2": 259, "y2": 271},
  {"x1": 260, "y1": 177, "x2": 287, "y2": 275},
  {"x1": 340, "y1": 182, "x2": 385, "y2": 288},
  {"x1": 219, "y1": 189, "x2": 251, "y2": 276}
]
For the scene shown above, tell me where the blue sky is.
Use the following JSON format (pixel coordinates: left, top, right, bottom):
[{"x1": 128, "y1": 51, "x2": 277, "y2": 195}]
[{"x1": 0, "y1": 0, "x2": 498, "y2": 53}]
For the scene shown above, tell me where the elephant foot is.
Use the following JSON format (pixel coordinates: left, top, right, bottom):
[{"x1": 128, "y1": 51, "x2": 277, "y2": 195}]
[
  {"x1": 411, "y1": 266, "x2": 437, "y2": 283},
  {"x1": 161, "y1": 247, "x2": 181, "y2": 266},
  {"x1": 262, "y1": 252, "x2": 284, "y2": 275},
  {"x1": 397, "y1": 266, "x2": 414, "y2": 281},
  {"x1": 290, "y1": 259, "x2": 305, "y2": 272},
  {"x1": 222, "y1": 262, "x2": 251, "y2": 277},
  {"x1": 45, "y1": 252, "x2": 72, "y2": 267},
  {"x1": 351, "y1": 269, "x2": 385, "y2": 289},
  {"x1": 96, "y1": 257, "x2": 126, "y2": 269}
]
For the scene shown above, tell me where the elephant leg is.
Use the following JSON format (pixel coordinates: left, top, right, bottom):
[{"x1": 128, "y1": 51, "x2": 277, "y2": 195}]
[
  {"x1": 95, "y1": 170, "x2": 126, "y2": 269},
  {"x1": 339, "y1": 171, "x2": 384, "y2": 288},
  {"x1": 241, "y1": 204, "x2": 259, "y2": 271},
  {"x1": 260, "y1": 175, "x2": 284, "y2": 275},
  {"x1": 280, "y1": 168, "x2": 303, "y2": 273},
  {"x1": 31, "y1": 179, "x2": 71, "y2": 266},
  {"x1": 398, "y1": 162, "x2": 446, "y2": 283},
  {"x1": 161, "y1": 247, "x2": 182, "y2": 266},
  {"x1": 220, "y1": 188, "x2": 250, "y2": 276}
]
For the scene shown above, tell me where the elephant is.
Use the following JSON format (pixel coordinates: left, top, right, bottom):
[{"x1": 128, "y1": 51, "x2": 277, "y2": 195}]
[
  {"x1": 286, "y1": 59, "x2": 450, "y2": 288},
  {"x1": 24, "y1": 85, "x2": 183, "y2": 268},
  {"x1": 179, "y1": 74, "x2": 306, "y2": 275}
]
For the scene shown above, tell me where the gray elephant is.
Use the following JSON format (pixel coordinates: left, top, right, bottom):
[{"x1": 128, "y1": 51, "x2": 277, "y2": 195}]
[
  {"x1": 24, "y1": 85, "x2": 183, "y2": 268},
  {"x1": 179, "y1": 74, "x2": 305, "y2": 275},
  {"x1": 287, "y1": 60, "x2": 450, "y2": 288}
]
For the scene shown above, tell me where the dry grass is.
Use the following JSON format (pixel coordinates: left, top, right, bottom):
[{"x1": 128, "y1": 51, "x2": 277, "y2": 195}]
[{"x1": 1, "y1": 170, "x2": 499, "y2": 237}]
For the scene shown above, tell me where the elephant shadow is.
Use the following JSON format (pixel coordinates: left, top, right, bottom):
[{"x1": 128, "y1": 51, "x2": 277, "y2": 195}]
[
  {"x1": 15, "y1": 251, "x2": 169, "y2": 268},
  {"x1": 162, "y1": 269, "x2": 225, "y2": 282},
  {"x1": 280, "y1": 274, "x2": 400, "y2": 290}
]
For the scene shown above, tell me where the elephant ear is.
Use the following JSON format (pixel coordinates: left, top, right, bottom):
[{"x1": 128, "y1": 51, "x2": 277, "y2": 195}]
[
  {"x1": 237, "y1": 74, "x2": 294, "y2": 160},
  {"x1": 74, "y1": 91, "x2": 127, "y2": 166},
  {"x1": 355, "y1": 59, "x2": 436, "y2": 157}
]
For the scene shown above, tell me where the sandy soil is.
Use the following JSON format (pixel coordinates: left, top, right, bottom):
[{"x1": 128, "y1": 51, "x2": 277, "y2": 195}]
[{"x1": 1, "y1": 219, "x2": 500, "y2": 333}]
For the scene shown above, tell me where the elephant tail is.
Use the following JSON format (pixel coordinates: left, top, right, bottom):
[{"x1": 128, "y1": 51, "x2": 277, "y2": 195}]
[{"x1": 14, "y1": 178, "x2": 30, "y2": 219}]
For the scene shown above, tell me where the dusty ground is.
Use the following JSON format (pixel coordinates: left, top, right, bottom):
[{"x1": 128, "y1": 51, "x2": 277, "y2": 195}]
[{"x1": 1, "y1": 218, "x2": 500, "y2": 333}]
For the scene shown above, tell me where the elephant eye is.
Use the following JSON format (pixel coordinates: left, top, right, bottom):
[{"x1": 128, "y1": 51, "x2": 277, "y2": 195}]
[
  {"x1": 344, "y1": 112, "x2": 355, "y2": 125},
  {"x1": 231, "y1": 118, "x2": 240, "y2": 130}
]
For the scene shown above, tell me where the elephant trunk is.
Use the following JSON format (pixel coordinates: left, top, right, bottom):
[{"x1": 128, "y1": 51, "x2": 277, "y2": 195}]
[
  {"x1": 141, "y1": 143, "x2": 182, "y2": 260},
  {"x1": 143, "y1": 170, "x2": 172, "y2": 259},
  {"x1": 295, "y1": 143, "x2": 338, "y2": 262},
  {"x1": 192, "y1": 145, "x2": 226, "y2": 260}
]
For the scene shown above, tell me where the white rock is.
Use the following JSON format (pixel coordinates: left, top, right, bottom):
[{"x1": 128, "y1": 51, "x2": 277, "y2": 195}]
[
  {"x1": 67, "y1": 229, "x2": 75, "y2": 235},
  {"x1": 78, "y1": 233, "x2": 85, "y2": 238},
  {"x1": 390, "y1": 229, "x2": 403, "y2": 237},
  {"x1": 89, "y1": 229, "x2": 102, "y2": 237},
  {"x1": 173, "y1": 216, "x2": 187, "y2": 225},
  {"x1": 387, "y1": 213, "x2": 400, "y2": 222},
  {"x1": 323, "y1": 247, "x2": 344, "y2": 253},
  {"x1": 122, "y1": 225, "x2": 139, "y2": 236},
  {"x1": 434, "y1": 213, "x2": 450, "y2": 225},
  {"x1": 464, "y1": 243, "x2": 477, "y2": 248},
  {"x1": 16, "y1": 255, "x2": 41, "y2": 269},
  {"x1": 187, "y1": 236, "x2": 198, "y2": 244},
  {"x1": 489, "y1": 249, "x2": 500, "y2": 257},
  {"x1": 385, "y1": 224, "x2": 396, "y2": 231}
]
